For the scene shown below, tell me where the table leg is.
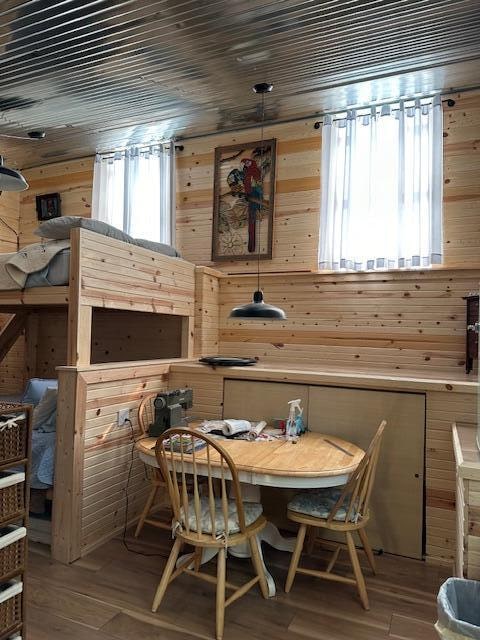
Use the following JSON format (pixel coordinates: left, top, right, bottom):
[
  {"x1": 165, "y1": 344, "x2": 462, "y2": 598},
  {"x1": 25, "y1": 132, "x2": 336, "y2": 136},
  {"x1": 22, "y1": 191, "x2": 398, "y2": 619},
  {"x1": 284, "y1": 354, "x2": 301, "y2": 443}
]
[{"x1": 228, "y1": 524, "x2": 296, "y2": 597}]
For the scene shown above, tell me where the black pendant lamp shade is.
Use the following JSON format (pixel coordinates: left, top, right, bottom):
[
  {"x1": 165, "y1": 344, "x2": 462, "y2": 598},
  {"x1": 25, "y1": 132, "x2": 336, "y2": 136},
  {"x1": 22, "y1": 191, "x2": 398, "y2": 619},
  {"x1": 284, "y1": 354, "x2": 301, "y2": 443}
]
[
  {"x1": 228, "y1": 83, "x2": 286, "y2": 320},
  {"x1": 0, "y1": 156, "x2": 28, "y2": 191},
  {"x1": 230, "y1": 290, "x2": 286, "y2": 319}
]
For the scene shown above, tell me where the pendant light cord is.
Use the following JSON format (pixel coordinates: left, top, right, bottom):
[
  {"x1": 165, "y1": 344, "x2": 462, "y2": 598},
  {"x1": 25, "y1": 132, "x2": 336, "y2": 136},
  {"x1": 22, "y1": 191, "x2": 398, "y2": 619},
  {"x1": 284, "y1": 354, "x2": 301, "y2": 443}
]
[{"x1": 257, "y1": 90, "x2": 265, "y2": 294}]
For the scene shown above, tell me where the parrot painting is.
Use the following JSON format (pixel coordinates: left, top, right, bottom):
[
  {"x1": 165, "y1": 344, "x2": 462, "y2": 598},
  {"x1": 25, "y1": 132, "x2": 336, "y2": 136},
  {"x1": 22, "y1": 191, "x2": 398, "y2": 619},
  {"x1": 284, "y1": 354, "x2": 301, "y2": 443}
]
[{"x1": 241, "y1": 157, "x2": 262, "y2": 253}]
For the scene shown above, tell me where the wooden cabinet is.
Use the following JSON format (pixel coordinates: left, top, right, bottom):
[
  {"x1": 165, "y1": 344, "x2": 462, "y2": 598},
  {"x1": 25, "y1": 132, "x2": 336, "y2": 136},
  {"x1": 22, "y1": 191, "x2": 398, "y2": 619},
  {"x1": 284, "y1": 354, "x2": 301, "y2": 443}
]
[
  {"x1": 452, "y1": 423, "x2": 480, "y2": 579},
  {"x1": 223, "y1": 379, "x2": 425, "y2": 559}
]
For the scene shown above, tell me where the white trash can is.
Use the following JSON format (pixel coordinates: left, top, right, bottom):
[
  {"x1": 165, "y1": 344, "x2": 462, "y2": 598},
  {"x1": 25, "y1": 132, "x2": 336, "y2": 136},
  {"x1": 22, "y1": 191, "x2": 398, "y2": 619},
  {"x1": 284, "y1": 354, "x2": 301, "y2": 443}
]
[{"x1": 436, "y1": 578, "x2": 480, "y2": 639}]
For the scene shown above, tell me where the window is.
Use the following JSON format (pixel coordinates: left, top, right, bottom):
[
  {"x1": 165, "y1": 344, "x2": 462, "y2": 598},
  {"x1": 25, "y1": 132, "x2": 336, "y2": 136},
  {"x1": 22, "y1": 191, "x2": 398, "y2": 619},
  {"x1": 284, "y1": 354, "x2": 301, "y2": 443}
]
[
  {"x1": 319, "y1": 97, "x2": 443, "y2": 271},
  {"x1": 92, "y1": 143, "x2": 174, "y2": 244}
]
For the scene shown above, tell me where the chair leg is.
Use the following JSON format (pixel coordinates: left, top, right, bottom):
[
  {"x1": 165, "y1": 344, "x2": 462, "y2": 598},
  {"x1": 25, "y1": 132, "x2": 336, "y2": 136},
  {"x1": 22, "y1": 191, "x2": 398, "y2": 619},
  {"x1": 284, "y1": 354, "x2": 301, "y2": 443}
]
[
  {"x1": 193, "y1": 546, "x2": 203, "y2": 572},
  {"x1": 216, "y1": 547, "x2": 226, "y2": 640},
  {"x1": 285, "y1": 523, "x2": 307, "y2": 593},
  {"x1": 134, "y1": 484, "x2": 158, "y2": 538},
  {"x1": 152, "y1": 538, "x2": 182, "y2": 612},
  {"x1": 346, "y1": 531, "x2": 369, "y2": 610},
  {"x1": 248, "y1": 535, "x2": 269, "y2": 599},
  {"x1": 306, "y1": 526, "x2": 317, "y2": 555},
  {"x1": 358, "y1": 528, "x2": 376, "y2": 574}
]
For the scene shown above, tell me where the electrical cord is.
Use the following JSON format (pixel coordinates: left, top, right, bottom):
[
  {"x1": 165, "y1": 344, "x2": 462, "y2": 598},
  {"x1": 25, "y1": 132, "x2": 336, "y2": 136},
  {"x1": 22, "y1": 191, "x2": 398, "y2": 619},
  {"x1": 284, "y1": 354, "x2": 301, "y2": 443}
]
[{"x1": 121, "y1": 417, "x2": 169, "y2": 558}]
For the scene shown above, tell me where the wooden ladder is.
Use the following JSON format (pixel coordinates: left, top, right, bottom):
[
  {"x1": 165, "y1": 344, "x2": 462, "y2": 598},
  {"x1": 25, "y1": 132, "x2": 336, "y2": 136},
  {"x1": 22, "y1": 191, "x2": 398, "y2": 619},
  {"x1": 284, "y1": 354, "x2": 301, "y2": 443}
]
[{"x1": 0, "y1": 313, "x2": 26, "y2": 363}]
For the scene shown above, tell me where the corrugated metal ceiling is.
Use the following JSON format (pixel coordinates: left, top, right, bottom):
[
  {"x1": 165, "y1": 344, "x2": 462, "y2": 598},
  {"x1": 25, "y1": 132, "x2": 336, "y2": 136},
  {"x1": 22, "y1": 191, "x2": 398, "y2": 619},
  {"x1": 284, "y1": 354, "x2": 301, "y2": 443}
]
[{"x1": 0, "y1": 0, "x2": 479, "y2": 168}]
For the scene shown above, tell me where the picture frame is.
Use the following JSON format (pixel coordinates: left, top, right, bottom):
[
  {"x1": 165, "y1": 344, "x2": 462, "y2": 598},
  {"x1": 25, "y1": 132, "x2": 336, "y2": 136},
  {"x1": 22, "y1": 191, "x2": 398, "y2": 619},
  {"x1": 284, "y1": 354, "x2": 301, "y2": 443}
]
[
  {"x1": 211, "y1": 138, "x2": 276, "y2": 261},
  {"x1": 36, "y1": 193, "x2": 61, "y2": 221}
]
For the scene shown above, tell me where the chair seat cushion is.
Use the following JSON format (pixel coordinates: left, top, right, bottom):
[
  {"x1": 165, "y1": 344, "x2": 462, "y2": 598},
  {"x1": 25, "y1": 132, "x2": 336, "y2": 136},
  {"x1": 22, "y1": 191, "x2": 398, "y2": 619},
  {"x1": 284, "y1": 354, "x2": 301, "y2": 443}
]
[
  {"x1": 288, "y1": 488, "x2": 357, "y2": 522},
  {"x1": 183, "y1": 497, "x2": 263, "y2": 535}
]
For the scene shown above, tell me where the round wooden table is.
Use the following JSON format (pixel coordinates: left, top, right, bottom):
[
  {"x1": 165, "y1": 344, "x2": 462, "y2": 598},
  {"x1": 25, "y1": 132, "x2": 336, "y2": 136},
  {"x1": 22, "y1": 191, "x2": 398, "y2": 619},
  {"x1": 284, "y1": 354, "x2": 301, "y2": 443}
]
[{"x1": 136, "y1": 429, "x2": 364, "y2": 596}]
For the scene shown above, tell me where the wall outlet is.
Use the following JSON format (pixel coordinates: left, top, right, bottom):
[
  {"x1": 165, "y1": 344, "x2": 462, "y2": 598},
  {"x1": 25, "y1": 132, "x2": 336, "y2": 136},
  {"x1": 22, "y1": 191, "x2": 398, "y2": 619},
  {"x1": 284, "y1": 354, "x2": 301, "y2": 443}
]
[{"x1": 117, "y1": 408, "x2": 130, "y2": 427}]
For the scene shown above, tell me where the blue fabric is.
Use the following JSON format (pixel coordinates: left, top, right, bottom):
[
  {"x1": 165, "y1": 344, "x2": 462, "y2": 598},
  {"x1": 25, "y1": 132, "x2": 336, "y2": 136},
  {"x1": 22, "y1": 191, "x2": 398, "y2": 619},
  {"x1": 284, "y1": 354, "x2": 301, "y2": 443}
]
[
  {"x1": 22, "y1": 378, "x2": 57, "y2": 406},
  {"x1": 30, "y1": 430, "x2": 56, "y2": 488},
  {"x1": 288, "y1": 487, "x2": 357, "y2": 522},
  {"x1": 24, "y1": 249, "x2": 70, "y2": 288},
  {"x1": 24, "y1": 265, "x2": 50, "y2": 287},
  {"x1": 39, "y1": 408, "x2": 56, "y2": 433}
]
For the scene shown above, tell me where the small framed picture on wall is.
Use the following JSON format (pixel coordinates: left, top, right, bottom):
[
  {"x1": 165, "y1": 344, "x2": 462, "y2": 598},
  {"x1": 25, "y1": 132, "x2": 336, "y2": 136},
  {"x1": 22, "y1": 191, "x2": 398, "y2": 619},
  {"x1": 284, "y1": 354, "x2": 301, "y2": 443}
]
[
  {"x1": 212, "y1": 138, "x2": 276, "y2": 261},
  {"x1": 36, "y1": 193, "x2": 61, "y2": 221}
]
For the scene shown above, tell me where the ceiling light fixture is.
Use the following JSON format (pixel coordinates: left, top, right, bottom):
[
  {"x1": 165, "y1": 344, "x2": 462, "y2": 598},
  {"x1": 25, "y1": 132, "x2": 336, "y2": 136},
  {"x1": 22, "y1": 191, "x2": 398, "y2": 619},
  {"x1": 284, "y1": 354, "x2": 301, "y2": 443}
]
[
  {"x1": 229, "y1": 82, "x2": 286, "y2": 320},
  {"x1": 0, "y1": 156, "x2": 28, "y2": 192}
]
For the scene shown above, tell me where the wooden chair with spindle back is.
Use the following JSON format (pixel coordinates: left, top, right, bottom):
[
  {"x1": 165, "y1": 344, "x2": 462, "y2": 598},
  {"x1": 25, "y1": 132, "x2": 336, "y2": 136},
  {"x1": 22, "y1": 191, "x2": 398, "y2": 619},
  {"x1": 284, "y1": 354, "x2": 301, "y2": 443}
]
[
  {"x1": 134, "y1": 393, "x2": 171, "y2": 537},
  {"x1": 151, "y1": 427, "x2": 269, "y2": 640},
  {"x1": 285, "y1": 420, "x2": 387, "y2": 610}
]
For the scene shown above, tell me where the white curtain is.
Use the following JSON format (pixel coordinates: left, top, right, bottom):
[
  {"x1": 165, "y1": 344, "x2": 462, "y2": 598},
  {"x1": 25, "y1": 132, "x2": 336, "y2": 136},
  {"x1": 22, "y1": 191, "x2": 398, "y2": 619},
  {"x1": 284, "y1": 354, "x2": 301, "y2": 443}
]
[
  {"x1": 92, "y1": 143, "x2": 173, "y2": 244},
  {"x1": 319, "y1": 97, "x2": 443, "y2": 271}
]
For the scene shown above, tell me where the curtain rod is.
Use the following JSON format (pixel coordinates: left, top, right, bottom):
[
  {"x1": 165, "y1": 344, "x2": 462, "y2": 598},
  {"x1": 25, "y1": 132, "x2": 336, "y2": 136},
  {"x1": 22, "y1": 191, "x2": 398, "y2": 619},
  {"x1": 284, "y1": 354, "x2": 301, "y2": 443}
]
[
  {"x1": 312, "y1": 96, "x2": 455, "y2": 129},
  {"x1": 96, "y1": 141, "x2": 184, "y2": 159}
]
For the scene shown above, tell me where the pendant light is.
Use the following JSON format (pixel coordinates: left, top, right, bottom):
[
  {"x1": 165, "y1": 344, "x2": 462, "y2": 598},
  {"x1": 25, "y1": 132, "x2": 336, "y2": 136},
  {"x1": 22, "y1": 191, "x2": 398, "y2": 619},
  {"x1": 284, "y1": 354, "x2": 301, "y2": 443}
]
[
  {"x1": 229, "y1": 83, "x2": 286, "y2": 320},
  {"x1": 0, "y1": 156, "x2": 28, "y2": 192}
]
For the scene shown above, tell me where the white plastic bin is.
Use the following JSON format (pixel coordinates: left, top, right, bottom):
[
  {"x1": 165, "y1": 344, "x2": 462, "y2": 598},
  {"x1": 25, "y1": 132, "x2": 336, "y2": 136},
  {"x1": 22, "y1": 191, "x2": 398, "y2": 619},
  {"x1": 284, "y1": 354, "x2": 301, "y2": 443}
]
[{"x1": 436, "y1": 578, "x2": 480, "y2": 639}]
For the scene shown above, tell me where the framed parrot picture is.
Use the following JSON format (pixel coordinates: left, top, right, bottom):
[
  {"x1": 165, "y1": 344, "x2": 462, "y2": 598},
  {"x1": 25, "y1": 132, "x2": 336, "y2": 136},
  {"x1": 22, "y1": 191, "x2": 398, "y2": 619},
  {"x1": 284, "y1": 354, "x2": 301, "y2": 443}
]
[{"x1": 211, "y1": 138, "x2": 276, "y2": 261}]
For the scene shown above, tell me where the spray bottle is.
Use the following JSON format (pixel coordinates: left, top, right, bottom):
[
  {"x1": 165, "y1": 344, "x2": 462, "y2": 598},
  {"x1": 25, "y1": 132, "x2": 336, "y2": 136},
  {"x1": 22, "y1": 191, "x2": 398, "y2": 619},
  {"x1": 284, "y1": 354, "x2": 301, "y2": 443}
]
[{"x1": 286, "y1": 399, "x2": 305, "y2": 441}]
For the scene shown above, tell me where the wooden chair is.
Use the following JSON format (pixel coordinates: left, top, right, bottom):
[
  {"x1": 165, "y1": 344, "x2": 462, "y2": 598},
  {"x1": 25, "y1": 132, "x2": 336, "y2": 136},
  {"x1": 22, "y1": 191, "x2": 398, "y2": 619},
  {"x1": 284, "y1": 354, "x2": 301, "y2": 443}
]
[
  {"x1": 134, "y1": 393, "x2": 171, "y2": 537},
  {"x1": 151, "y1": 427, "x2": 269, "y2": 640},
  {"x1": 285, "y1": 420, "x2": 386, "y2": 610}
]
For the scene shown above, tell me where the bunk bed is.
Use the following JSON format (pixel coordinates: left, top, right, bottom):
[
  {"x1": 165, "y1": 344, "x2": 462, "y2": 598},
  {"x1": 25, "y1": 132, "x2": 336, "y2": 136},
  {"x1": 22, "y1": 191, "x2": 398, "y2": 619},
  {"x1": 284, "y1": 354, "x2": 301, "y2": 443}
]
[{"x1": 0, "y1": 226, "x2": 197, "y2": 563}]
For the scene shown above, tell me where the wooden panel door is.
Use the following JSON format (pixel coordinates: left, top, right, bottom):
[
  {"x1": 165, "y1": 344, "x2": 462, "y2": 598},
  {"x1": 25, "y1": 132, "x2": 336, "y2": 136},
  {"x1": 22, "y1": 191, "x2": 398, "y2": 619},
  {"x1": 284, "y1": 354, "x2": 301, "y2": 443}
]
[
  {"x1": 308, "y1": 386, "x2": 425, "y2": 559},
  {"x1": 223, "y1": 379, "x2": 309, "y2": 423}
]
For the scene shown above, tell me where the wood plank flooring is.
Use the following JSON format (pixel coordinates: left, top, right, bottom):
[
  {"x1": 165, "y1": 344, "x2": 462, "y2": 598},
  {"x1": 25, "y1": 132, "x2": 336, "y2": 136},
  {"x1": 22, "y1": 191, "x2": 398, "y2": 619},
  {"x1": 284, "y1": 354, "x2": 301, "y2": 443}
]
[{"x1": 27, "y1": 526, "x2": 451, "y2": 640}]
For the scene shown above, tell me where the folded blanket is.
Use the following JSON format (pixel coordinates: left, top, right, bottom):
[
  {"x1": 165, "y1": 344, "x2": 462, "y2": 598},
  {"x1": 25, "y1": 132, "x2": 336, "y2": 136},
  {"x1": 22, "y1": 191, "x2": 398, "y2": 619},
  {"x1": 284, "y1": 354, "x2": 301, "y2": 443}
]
[{"x1": 0, "y1": 239, "x2": 70, "y2": 290}]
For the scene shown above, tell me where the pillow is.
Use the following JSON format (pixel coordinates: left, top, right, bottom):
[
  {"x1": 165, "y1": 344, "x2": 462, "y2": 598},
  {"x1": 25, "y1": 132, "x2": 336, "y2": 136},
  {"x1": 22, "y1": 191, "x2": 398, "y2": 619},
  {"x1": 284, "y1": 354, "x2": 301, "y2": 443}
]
[
  {"x1": 132, "y1": 238, "x2": 180, "y2": 257},
  {"x1": 34, "y1": 216, "x2": 132, "y2": 243},
  {"x1": 32, "y1": 388, "x2": 57, "y2": 432},
  {"x1": 23, "y1": 378, "x2": 58, "y2": 406}
]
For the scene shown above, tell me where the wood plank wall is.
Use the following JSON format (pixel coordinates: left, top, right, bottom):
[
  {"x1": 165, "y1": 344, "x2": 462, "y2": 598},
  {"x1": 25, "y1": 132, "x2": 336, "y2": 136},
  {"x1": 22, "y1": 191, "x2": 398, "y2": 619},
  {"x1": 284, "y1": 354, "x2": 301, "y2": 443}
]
[
  {"x1": 194, "y1": 267, "x2": 221, "y2": 357},
  {"x1": 81, "y1": 364, "x2": 170, "y2": 556},
  {"x1": 219, "y1": 269, "x2": 480, "y2": 376},
  {"x1": 19, "y1": 157, "x2": 93, "y2": 247},
  {"x1": 426, "y1": 391, "x2": 477, "y2": 562}
]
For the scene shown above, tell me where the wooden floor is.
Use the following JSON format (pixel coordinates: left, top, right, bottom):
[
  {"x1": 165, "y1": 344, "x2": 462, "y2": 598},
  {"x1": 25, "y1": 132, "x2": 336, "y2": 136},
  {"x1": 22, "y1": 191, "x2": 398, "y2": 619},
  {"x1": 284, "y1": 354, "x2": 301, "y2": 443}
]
[{"x1": 27, "y1": 526, "x2": 450, "y2": 640}]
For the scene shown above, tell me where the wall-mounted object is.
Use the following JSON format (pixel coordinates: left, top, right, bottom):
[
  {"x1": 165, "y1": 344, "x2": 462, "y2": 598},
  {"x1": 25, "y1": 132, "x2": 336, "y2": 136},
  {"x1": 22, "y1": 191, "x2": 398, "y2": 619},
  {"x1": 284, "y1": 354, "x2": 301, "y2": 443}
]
[
  {"x1": 464, "y1": 293, "x2": 479, "y2": 374},
  {"x1": 36, "y1": 193, "x2": 61, "y2": 221},
  {"x1": 212, "y1": 137, "x2": 276, "y2": 262}
]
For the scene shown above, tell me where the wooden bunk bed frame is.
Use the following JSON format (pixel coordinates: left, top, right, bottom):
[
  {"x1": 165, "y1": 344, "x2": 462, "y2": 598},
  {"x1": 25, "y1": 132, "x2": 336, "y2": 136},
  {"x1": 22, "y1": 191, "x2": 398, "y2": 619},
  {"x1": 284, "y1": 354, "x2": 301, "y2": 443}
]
[
  {"x1": 0, "y1": 227, "x2": 200, "y2": 563},
  {"x1": 0, "y1": 227, "x2": 196, "y2": 365}
]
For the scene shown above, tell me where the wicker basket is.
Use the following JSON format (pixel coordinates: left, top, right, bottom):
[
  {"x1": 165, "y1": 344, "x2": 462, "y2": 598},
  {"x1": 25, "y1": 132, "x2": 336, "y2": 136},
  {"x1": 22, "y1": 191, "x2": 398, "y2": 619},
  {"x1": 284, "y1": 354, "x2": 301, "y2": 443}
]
[
  {"x1": 0, "y1": 581, "x2": 22, "y2": 638},
  {"x1": 0, "y1": 474, "x2": 25, "y2": 527},
  {"x1": 0, "y1": 413, "x2": 27, "y2": 467},
  {"x1": 0, "y1": 527, "x2": 26, "y2": 583}
]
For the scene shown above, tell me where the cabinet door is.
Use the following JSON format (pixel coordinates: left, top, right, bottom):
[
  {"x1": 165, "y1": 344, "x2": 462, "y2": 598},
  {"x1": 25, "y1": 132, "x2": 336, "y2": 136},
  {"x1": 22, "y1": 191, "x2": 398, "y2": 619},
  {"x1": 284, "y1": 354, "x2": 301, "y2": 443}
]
[{"x1": 308, "y1": 386, "x2": 425, "y2": 559}]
